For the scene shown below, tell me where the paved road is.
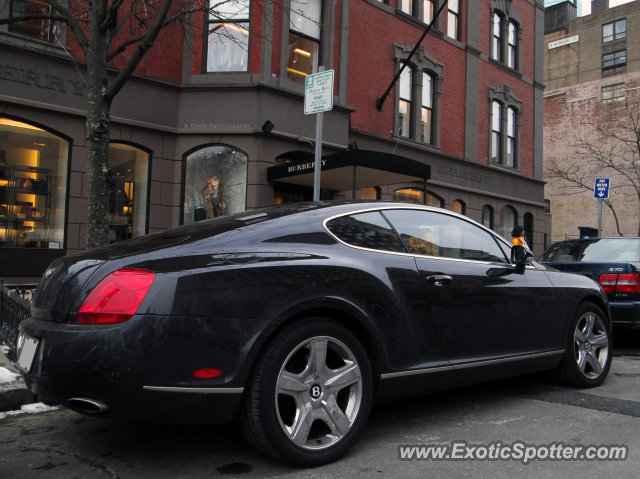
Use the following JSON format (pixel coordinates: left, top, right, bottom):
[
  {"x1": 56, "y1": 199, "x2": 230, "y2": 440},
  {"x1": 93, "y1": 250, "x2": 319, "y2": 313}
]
[{"x1": 1, "y1": 333, "x2": 640, "y2": 478}]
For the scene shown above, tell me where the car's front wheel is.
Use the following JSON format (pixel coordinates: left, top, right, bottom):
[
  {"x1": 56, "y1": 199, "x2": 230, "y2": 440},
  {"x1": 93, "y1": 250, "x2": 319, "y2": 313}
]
[
  {"x1": 555, "y1": 302, "x2": 611, "y2": 388},
  {"x1": 238, "y1": 317, "x2": 373, "y2": 466}
]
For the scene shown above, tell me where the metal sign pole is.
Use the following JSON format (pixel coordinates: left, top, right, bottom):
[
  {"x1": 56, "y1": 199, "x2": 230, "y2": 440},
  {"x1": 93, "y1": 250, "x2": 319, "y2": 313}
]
[
  {"x1": 598, "y1": 198, "x2": 603, "y2": 237},
  {"x1": 313, "y1": 66, "x2": 325, "y2": 202}
]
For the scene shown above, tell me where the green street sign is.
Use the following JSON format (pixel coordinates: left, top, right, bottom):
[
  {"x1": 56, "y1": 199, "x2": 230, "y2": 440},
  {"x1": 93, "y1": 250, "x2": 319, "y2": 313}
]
[{"x1": 304, "y1": 70, "x2": 334, "y2": 115}]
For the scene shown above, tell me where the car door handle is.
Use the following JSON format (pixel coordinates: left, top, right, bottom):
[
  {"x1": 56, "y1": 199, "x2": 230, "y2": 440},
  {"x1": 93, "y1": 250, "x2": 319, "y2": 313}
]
[{"x1": 425, "y1": 275, "x2": 453, "y2": 286}]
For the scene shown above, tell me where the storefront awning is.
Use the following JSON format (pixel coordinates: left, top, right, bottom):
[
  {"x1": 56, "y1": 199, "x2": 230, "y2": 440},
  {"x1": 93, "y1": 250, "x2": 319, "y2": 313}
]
[{"x1": 266, "y1": 149, "x2": 431, "y2": 195}]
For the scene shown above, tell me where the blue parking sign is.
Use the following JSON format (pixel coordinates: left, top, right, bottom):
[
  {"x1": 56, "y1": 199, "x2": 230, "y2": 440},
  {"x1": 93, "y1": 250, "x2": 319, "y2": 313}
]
[{"x1": 594, "y1": 178, "x2": 610, "y2": 200}]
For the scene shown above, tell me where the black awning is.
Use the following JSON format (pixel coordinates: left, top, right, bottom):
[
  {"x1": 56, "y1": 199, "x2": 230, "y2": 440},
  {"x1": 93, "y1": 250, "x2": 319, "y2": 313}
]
[{"x1": 266, "y1": 149, "x2": 431, "y2": 192}]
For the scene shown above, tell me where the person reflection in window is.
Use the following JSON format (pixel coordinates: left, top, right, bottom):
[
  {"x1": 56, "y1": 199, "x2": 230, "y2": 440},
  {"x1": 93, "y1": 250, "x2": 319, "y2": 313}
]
[
  {"x1": 408, "y1": 227, "x2": 437, "y2": 256},
  {"x1": 201, "y1": 176, "x2": 226, "y2": 218}
]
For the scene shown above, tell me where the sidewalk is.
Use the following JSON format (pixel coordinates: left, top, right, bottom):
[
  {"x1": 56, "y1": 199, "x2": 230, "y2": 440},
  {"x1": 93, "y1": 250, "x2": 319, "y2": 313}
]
[{"x1": 0, "y1": 345, "x2": 36, "y2": 412}]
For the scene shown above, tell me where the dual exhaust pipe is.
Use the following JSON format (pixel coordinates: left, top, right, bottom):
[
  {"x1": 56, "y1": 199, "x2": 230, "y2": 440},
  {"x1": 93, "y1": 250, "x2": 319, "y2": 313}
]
[{"x1": 67, "y1": 397, "x2": 109, "y2": 414}]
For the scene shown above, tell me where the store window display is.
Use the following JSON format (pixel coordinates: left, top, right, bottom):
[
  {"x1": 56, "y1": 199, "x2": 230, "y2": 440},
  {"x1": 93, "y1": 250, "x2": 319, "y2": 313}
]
[
  {"x1": 0, "y1": 117, "x2": 68, "y2": 249},
  {"x1": 183, "y1": 145, "x2": 248, "y2": 224},
  {"x1": 108, "y1": 143, "x2": 150, "y2": 243}
]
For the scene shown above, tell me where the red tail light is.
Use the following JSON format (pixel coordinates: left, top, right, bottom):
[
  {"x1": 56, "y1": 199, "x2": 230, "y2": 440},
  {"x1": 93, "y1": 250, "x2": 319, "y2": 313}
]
[
  {"x1": 78, "y1": 269, "x2": 155, "y2": 324},
  {"x1": 616, "y1": 274, "x2": 640, "y2": 293},
  {"x1": 599, "y1": 274, "x2": 618, "y2": 293}
]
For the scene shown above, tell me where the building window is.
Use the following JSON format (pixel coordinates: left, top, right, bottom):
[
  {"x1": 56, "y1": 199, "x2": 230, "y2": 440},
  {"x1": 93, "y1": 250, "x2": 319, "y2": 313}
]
[
  {"x1": 8, "y1": 0, "x2": 58, "y2": 42},
  {"x1": 506, "y1": 107, "x2": 516, "y2": 168},
  {"x1": 491, "y1": 101, "x2": 502, "y2": 163},
  {"x1": 393, "y1": 44, "x2": 444, "y2": 146},
  {"x1": 400, "y1": 0, "x2": 413, "y2": 15},
  {"x1": 602, "y1": 50, "x2": 627, "y2": 73},
  {"x1": 183, "y1": 145, "x2": 248, "y2": 224},
  {"x1": 421, "y1": 73, "x2": 433, "y2": 143},
  {"x1": 491, "y1": 6, "x2": 521, "y2": 71},
  {"x1": 507, "y1": 22, "x2": 517, "y2": 69},
  {"x1": 482, "y1": 205, "x2": 494, "y2": 229},
  {"x1": 393, "y1": 188, "x2": 443, "y2": 207},
  {"x1": 602, "y1": 83, "x2": 625, "y2": 102},
  {"x1": 603, "y1": 19, "x2": 626, "y2": 43},
  {"x1": 492, "y1": 13, "x2": 502, "y2": 62},
  {"x1": 108, "y1": 143, "x2": 150, "y2": 243},
  {"x1": 0, "y1": 117, "x2": 69, "y2": 249},
  {"x1": 424, "y1": 0, "x2": 434, "y2": 23},
  {"x1": 499, "y1": 205, "x2": 517, "y2": 240},
  {"x1": 362, "y1": 187, "x2": 381, "y2": 200},
  {"x1": 287, "y1": 0, "x2": 321, "y2": 84},
  {"x1": 447, "y1": 0, "x2": 459, "y2": 40},
  {"x1": 489, "y1": 86, "x2": 522, "y2": 169},
  {"x1": 399, "y1": 66, "x2": 412, "y2": 138},
  {"x1": 206, "y1": 0, "x2": 250, "y2": 72},
  {"x1": 452, "y1": 200, "x2": 465, "y2": 215}
]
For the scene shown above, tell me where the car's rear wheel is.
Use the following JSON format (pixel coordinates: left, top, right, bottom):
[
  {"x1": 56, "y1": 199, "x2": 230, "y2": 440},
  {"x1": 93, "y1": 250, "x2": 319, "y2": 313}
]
[
  {"x1": 554, "y1": 302, "x2": 611, "y2": 388},
  {"x1": 238, "y1": 317, "x2": 373, "y2": 466}
]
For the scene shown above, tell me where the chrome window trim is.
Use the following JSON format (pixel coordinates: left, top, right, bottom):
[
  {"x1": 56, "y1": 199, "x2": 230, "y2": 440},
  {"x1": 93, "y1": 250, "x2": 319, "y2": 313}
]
[
  {"x1": 380, "y1": 350, "x2": 564, "y2": 379},
  {"x1": 143, "y1": 386, "x2": 244, "y2": 394},
  {"x1": 322, "y1": 205, "x2": 513, "y2": 266}
]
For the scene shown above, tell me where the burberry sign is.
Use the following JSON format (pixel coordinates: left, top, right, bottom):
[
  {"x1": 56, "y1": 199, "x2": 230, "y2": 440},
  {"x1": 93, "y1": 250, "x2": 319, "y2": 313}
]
[
  {"x1": 0, "y1": 64, "x2": 86, "y2": 96},
  {"x1": 437, "y1": 164, "x2": 490, "y2": 184}
]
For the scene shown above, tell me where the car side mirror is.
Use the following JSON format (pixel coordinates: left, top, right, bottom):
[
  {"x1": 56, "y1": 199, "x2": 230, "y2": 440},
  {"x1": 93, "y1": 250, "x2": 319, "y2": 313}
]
[{"x1": 511, "y1": 246, "x2": 534, "y2": 274}]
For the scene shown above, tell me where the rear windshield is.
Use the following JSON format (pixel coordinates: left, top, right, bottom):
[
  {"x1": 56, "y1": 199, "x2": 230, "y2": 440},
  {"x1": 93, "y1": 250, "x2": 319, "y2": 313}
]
[{"x1": 541, "y1": 239, "x2": 640, "y2": 263}]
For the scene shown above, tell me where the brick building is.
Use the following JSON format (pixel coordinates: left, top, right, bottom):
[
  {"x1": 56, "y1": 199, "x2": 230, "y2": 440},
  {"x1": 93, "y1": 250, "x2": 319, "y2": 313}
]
[
  {"x1": 544, "y1": 0, "x2": 640, "y2": 241},
  {"x1": 0, "y1": 0, "x2": 546, "y2": 278}
]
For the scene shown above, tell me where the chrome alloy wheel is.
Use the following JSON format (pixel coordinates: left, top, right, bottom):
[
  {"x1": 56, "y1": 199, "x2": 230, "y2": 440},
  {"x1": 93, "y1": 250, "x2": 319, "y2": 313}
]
[
  {"x1": 574, "y1": 312, "x2": 609, "y2": 379},
  {"x1": 275, "y1": 336, "x2": 363, "y2": 450}
]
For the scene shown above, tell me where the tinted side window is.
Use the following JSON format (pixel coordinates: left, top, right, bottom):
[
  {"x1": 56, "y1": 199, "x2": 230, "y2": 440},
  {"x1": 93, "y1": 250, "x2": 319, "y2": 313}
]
[
  {"x1": 326, "y1": 212, "x2": 407, "y2": 253},
  {"x1": 383, "y1": 209, "x2": 508, "y2": 263}
]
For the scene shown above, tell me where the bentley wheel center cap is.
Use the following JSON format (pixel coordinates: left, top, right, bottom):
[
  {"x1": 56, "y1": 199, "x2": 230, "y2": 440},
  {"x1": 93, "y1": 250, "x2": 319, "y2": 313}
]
[{"x1": 310, "y1": 384, "x2": 323, "y2": 400}]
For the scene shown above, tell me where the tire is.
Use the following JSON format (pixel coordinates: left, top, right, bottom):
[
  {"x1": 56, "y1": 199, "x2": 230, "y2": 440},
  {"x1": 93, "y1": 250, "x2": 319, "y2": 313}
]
[
  {"x1": 237, "y1": 317, "x2": 373, "y2": 467},
  {"x1": 554, "y1": 302, "x2": 612, "y2": 388}
]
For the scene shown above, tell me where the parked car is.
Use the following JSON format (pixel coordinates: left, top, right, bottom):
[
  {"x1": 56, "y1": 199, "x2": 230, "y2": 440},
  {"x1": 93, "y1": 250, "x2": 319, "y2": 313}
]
[
  {"x1": 539, "y1": 237, "x2": 640, "y2": 329},
  {"x1": 16, "y1": 201, "x2": 611, "y2": 466}
]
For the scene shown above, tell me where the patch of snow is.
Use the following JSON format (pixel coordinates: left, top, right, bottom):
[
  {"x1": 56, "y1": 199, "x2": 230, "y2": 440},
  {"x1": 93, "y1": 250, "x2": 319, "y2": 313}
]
[
  {"x1": 0, "y1": 403, "x2": 59, "y2": 420},
  {"x1": 21, "y1": 403, "x2": 59, "y2": 414},
  {"x1": 0, "y1": 367, "x2": 19, "y2": 384},
  {"x1": 0, "y1": 345, "x2": 10, "y2": 355}
]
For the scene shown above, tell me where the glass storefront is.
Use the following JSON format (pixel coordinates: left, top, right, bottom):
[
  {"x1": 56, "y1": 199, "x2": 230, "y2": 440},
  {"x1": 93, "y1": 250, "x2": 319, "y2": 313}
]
[
  {"x1": 0, "y1": 118, "x2": 68, "y2": 249},
  {"x1": 393, "y1": 188, "x2": 443, "y2": 207},
  {"x1": 108, "y1": 143, "x2": 149, "y2": 243},
  {"x1": 183, "y1": 145, "x2": 248, "y2": 224}
]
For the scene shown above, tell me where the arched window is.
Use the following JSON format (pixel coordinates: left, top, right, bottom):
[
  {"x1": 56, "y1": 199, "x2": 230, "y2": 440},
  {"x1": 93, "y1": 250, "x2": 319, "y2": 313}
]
[
  {"x1": 489, "y1": 86, "x2": 522, "y2": 169},
  {"x1": 108, "y1": 142, "x2": 150, "y2": 243},
  {"x1": 482, "y1": 205, "x2": 494, "y2": 229},
  {"x1": 0, "y1": 117, "x2": 69, "y2": 251},
  {"x1": 490, "y1": 3, "x2": 522, "y2": 72},
  {"x1": 508, "y1": 21, "x2": 518, "y2": 69},
  {"x1": 393, "y1": 43, "x2": 444, "y2": 146},
  {"x1": 183, "y1": 145, "x2": 248, "y2": 224},
  {"x1": 452, "y1": 200, "x2": 465, "y2": 215},
  {"x1": 524, "y1": 212, "x2": 534, "y2": 249},
  {"x1": 393, "y1": 188, "x2": 443, "y2": 207},
  {"x1": 500, "y1": 205, "x2": 517, "y2": 240}
]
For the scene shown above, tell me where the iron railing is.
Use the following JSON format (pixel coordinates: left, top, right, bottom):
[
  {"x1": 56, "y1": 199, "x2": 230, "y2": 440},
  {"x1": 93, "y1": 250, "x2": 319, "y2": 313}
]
[{"x1": 0, "y1": 280, "x2": 34, "y2": 361}]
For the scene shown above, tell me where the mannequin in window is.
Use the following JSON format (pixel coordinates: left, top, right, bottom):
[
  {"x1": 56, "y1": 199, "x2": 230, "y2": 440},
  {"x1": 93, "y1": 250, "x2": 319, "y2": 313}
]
[{"x1": 201, "y1": 176, "x2": 226, "y2": 218}]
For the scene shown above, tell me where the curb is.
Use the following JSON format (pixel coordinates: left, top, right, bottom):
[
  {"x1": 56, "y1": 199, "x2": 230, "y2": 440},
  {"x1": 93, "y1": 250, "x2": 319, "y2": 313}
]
[{"x1": 0, "y1": 347, "x2": 37, "y2": 413}]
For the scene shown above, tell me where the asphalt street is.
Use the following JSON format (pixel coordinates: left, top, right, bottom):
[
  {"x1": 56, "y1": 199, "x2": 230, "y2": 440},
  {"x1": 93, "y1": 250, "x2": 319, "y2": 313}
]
[{"x1": 1, "y1": 332, "x2": 640, "y2": 479}]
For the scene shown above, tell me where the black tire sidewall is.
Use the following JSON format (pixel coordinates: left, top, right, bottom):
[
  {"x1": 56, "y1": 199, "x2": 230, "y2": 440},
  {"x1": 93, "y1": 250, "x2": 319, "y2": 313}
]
[
  {"x1": 561, "y1": 302, "x2": 612, "y2": 388},
  {"x1": 255, "y1": 318, "x2": 373, "y2": 467}
]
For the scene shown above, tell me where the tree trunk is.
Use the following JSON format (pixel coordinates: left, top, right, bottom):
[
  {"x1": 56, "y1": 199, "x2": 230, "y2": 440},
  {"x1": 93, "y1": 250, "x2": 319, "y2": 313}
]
[{"x1": 85, "y1": 0, "x2": 111, "y2": 249}]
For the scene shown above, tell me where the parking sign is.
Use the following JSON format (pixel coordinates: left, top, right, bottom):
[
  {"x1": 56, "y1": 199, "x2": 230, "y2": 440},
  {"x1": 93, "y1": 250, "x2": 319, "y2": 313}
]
[{"x1": 594, "y1": 178, "x2": 610, "y2": 200}]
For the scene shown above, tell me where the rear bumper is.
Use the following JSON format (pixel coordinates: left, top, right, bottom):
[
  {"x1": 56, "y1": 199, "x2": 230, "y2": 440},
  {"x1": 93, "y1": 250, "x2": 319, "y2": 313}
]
[
  {"x1": 610, "y1": 302, "x2": 640, "y2": 329},
  {"x1": 18, "y1": 315, "x2": 277, "y2": 424}
]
